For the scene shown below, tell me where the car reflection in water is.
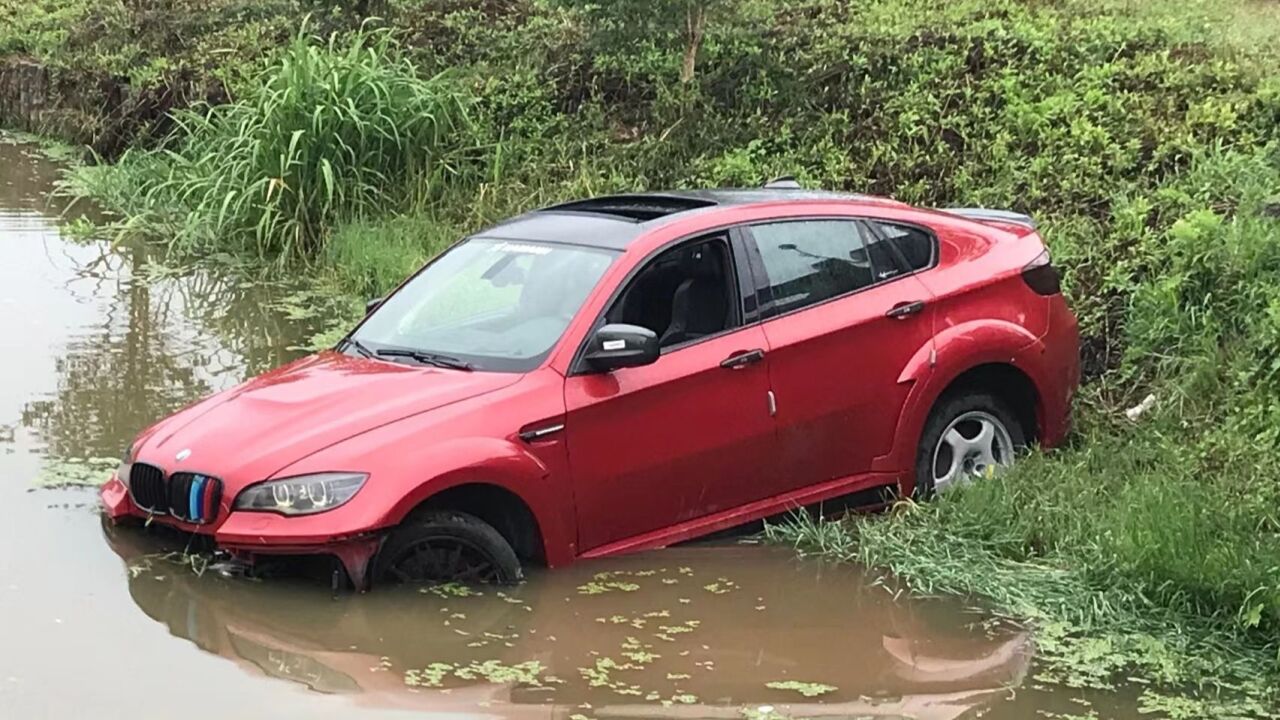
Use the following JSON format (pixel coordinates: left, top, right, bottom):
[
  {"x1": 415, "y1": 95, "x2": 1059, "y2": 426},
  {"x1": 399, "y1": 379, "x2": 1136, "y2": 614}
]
[{"x1": 105, "y1": 521, "x2": 1031, "y2": 720}]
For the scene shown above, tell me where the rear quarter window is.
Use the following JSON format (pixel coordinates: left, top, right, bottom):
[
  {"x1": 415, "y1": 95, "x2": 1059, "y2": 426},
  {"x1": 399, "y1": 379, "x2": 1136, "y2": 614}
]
[{"x1": 873, "y1": 222, "x2": 936, "y2": 271}]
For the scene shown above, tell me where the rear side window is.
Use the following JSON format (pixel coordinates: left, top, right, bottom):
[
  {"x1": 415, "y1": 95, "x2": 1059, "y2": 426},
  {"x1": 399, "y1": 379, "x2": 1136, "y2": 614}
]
[
  {"x1": 873, "y1": 221, "x2": 936, "y2": 271},
  {"x1": 750, "y1": 220, "x2": 891, "y2": 316}
]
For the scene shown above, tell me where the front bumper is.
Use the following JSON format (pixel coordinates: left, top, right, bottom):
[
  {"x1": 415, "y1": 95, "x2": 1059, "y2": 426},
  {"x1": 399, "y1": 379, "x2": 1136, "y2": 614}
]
[{"x1": 100, "y1": 475, "x2": 384, "y2": 588}]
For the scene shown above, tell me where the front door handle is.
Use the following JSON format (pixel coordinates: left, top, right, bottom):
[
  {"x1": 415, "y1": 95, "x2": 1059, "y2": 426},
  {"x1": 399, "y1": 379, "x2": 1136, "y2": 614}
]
[
  {"x1": 720, "y1": 348, "x2": 765, "y2": 370},
  {"x1": 886, "y1": 300, "x2": 926, "y2": 319}
]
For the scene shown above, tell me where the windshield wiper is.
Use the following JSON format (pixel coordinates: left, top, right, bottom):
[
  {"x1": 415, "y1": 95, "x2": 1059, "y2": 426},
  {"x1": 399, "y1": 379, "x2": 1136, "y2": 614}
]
[
  {"x1": 343, "y1": 337, "x2": 375, "y2": 358},
  {"x1": 375, "y1": 348, "x2": 473, "y2": 371}
]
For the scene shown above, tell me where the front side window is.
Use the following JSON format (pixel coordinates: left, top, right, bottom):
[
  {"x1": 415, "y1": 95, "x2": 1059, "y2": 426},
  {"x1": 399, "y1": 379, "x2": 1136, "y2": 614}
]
[
  {"x1": 605, "y1": 235, "x2": 739, "y2": 350},
  {"x1": 750, "y1": 220, "x2": 896, "y2": 316},
  {"x1": 353, "y1": 238, "x2": 616, "y2": 371}
]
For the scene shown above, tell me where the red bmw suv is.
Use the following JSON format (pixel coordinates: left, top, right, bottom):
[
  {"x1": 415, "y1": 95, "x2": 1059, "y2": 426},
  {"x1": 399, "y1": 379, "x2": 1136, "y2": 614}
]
[{"x1": 101, "y1": 183, "x2": 1079, "y2": 588}]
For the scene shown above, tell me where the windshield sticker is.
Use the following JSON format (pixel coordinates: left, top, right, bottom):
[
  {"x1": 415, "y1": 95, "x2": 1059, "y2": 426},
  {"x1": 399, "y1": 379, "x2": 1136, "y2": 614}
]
[{"x1": 491, "y1": 242, "x2": 552, "y2": 255}]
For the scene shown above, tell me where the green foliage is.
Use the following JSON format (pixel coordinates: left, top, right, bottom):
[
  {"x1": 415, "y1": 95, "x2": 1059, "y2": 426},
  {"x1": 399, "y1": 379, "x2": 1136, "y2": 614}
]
[
  {"x1": 764, "y1": 680, "x2": 838, "y2": 698},
  {"x1": 71, "y1": 26, "x2": 475, "y2": 259},
  {"x1": 0, "y1": 0, "x2": 304, "y2": 84},
  {"x1": 33, "y1": 456, "x2": 118, "y2": 488},
  {"x1": 766, "y1": 428, "x2": 1280, "y2": 714}
]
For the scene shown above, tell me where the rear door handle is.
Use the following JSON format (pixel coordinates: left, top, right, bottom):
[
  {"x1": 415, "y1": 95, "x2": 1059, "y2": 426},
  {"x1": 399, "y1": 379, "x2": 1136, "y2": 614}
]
[
  {"x1": 886, "y1": 300, "x2": 926, "y2": 319},
  {"x1": 720, "y1": 348, "x2": 765, "y2": 370}
]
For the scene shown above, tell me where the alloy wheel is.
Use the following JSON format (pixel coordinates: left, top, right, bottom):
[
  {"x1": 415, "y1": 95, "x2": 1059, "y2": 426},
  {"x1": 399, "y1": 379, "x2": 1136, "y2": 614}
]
[
  {"x1": 383, "y1": 535, "x2": 503, "y2": 584},
  {"x1": 930, "y1": 410, "x2": 1015, "y2": 492}
]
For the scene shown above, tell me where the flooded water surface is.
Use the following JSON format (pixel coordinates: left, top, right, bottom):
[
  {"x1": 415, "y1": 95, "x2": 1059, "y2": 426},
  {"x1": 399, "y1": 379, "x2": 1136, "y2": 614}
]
[{"x1": 0, "y1": 139, "x2": 1126, "y2": 720}]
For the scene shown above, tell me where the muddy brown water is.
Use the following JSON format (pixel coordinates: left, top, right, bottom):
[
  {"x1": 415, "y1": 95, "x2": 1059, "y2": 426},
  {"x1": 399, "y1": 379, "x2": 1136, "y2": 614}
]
[{"x1": 0, "y1": 138, "x2": 1129, "y2": 719}]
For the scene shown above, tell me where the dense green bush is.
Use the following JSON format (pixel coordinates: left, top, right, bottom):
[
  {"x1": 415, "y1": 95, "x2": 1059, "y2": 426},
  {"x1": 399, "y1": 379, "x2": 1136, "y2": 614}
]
[{"x1": 71, "y1": 27, "x2": 474, "y2": 258}]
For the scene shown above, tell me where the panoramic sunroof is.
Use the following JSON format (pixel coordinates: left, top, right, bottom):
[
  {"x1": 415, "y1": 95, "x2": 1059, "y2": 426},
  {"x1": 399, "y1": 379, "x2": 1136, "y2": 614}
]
[{"x1": 541, "y1": 194, "x2": 716, "y2": 222}]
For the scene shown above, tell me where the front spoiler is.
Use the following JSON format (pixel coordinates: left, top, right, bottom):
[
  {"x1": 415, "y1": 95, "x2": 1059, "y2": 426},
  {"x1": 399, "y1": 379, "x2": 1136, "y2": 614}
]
[{"x1": 100, "y1": 476, "x2": 384, "y2": 589}]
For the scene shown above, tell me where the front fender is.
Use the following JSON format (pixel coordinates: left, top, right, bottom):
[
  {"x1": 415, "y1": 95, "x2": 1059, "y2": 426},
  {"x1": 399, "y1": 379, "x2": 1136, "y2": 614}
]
[
  {"x1": 874, "y1": 319, "x2": 1047, "y2": 479},
  {"x1": 381, "y1": 436, "x2": 576, "y2": 567},
  {"x1": 383, "y1": 436, "x2": 548, "y2": 520},
  {"x1": 218, "y1": 431, "x2": 575, "y2": 566}
]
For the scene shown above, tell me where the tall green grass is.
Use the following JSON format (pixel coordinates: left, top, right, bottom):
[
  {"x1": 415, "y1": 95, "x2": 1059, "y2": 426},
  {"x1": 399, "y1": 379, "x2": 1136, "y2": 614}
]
[{"x1": 71, "y1": 26, "x2": 475, "y2": 259}]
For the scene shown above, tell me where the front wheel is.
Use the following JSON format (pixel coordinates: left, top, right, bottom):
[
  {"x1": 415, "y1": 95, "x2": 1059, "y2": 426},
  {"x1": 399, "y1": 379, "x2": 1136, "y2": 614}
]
[
  {"x1": 373, "y1": 511, "x2": 523, "y2": 586},
  {"x1": 915, "y1": 393, "x2": 1025, "y2": 498}
]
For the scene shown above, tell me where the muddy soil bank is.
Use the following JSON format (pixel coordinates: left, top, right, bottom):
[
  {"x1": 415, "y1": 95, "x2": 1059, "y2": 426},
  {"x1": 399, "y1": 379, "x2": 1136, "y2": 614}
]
[{"x1": 0, "y1": 55, "x2": 223, "y2": 157}]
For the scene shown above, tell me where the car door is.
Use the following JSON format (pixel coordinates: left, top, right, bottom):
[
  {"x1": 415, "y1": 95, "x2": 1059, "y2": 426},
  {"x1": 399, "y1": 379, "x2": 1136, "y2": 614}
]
[
  {"x1": 743, "y1": 217, "x2": 936, "y2": 490},
  {"x1": 563, "y1": 230, "x2": 779, "y2": 552}
]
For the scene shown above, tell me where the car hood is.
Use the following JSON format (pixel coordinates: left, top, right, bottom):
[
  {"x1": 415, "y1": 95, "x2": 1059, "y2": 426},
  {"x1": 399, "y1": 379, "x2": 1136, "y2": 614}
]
[{"x1": 136, "y1": 351, "x2": 521, "y2": 488}]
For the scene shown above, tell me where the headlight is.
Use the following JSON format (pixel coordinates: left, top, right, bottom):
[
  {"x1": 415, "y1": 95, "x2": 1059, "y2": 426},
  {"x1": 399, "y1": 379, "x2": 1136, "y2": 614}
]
[
  {"x1": 117, "y1": 445, "x2": 135, "y2": 487},
  {"x1": 233, "y1": 473, "x2": 367, "y2": 516}
]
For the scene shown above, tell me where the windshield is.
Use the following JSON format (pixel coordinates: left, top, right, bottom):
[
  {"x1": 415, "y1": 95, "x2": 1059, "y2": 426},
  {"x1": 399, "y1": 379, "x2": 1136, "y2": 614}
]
[{"x1": 351, "y1": 238, "x2": 617, "y2": 372}]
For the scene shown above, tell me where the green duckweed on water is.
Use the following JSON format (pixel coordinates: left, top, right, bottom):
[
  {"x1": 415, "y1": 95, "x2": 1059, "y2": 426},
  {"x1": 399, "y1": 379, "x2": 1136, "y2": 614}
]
[
  {"x1": 764, "y1": 681, "x2": 838, "y2": 698},
  {"x1": 33, "y1": 456, "x2": 117, "y2": 488}
]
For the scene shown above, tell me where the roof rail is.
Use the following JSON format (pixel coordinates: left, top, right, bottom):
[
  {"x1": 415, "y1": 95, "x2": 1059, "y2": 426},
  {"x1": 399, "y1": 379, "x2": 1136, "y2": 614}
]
[{"x1": 763, "y1": 175, "x2": 802, "y2": 189}]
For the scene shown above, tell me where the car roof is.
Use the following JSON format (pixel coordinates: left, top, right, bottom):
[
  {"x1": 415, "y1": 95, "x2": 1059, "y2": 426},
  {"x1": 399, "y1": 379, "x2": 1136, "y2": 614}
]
[{"x1": 472, "y1": 189, "x2": 908, "y2": 250}]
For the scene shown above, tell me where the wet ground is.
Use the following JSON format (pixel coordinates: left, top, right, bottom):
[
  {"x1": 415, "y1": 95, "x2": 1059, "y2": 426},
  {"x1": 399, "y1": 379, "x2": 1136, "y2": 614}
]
[{"x1": 0, "y1": 138, "x2": 1131, "y2": 719}]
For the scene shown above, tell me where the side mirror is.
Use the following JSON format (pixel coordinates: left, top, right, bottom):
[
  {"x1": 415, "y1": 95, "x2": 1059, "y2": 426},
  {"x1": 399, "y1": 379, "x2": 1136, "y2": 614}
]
[
  {"x1": 583, "y1": 324, "x2": 659, "y2": 372},
  {"x1": 365, "y1": 297, "x2": 384, "y2": 315}
]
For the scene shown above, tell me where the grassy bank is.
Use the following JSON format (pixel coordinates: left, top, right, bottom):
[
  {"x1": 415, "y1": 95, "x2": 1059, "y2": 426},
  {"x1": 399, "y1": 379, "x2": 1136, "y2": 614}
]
[{"x1": 6, "y1": 0, "x2": 1280, "y2": 713}]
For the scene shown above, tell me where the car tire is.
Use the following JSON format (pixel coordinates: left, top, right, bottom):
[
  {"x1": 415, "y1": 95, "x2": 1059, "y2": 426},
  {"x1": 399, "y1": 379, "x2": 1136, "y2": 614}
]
[
  {"x1": 914, "y1": 392, "x2": 1026, "y2": 498},
  {"x1": 373, "y1": 510, "x2": 523, "y2": 586}
]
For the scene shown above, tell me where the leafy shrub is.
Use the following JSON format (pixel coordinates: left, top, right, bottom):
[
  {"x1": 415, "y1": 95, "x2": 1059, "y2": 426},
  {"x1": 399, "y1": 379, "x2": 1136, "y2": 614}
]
[{"x1": 76, "y1": 26, "x2": 475, "y2": 259}]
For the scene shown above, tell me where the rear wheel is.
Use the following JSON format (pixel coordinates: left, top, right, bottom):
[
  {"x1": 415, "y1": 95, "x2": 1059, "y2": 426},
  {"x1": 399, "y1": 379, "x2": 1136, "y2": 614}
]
[
  {"x1": 373, "y1": 511, "x2": 523, "y2": 586},
  {"x1": 915, "y1": 393, "x2": 1025, "y2": 497}
]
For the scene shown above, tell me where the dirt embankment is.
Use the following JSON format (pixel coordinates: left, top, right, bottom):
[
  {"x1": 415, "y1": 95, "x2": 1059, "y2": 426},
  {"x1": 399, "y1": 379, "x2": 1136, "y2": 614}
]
[{"x1": 0, "y1": 56, "x2": 223, "y2": 157}]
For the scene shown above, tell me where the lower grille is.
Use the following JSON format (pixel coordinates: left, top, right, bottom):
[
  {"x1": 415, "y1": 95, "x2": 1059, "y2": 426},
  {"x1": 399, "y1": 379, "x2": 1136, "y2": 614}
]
[
  {"x1": 129, "y1": 463, "x2": 167, "y2": 513},
  {"x1": 127, "y1": 464, "x2": 222, "y2": 524}
]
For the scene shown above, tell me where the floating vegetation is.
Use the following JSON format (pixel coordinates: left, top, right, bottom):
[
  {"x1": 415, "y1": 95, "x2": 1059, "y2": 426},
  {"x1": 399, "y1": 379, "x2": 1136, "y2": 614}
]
[
  {"x1": 269, "y1": 288, "x2": 336, "y2": 321},
  {"x1": 658, "y1": 620, "x2": 700, "y2": 636},
  {"x1": 765, "y1": 680, "x2": 838, "y2": 697},
  {"x1": 495, "y1": 590, "x2": 531, "y2": 607},
  {"x1": 703, "y1": 578, "x2": 739, "y2": 594},
  {"x1": 405, "y1": 660, "x2": 546, "y2": 688},
  {"x1": 455, "y1": 660, "x2": 546, "y2": 685},
  {"x1": 421, "y1": 582, "x2": 481, "y2": 598},
  {"x1": 578, "y1": 656, "x2": 647, "y2": 696},
  {"x1": 621, "y1": 649, "x2": 660, "y2": 664},
  {"x1": 597, "y1": 614, "x2": 647, "y2": 629},
  {"x1": 578, "y1": 572, "x2": 643, "y2": 595},
  {"x1": 741, "y1": 705, "x2": 789, "y2": 720},
  {"x1": 33, "y1": 456, "x2": 117, "y2": 488},
  {"x1": 404, "y1": 662, "x2": 455, "y2": 688},
  {"x1": 124, "y1": 550, "x2": 214, "y2": 580},
  {"x1": 126, "y1": 555, "x2": 160, "y2": 579}
]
